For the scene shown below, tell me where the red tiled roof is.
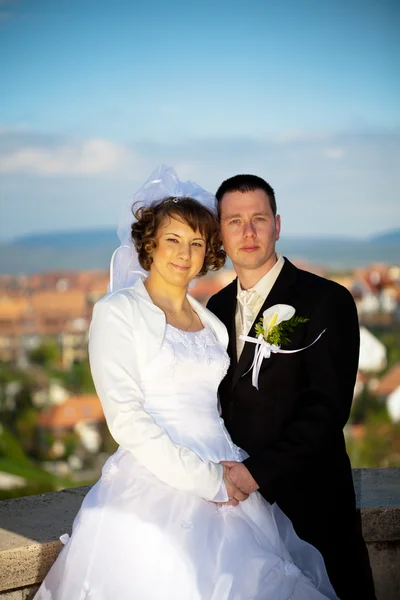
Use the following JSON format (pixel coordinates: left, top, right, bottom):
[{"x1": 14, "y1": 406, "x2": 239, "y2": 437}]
[
  {"x1": 189, "y1": 270, "x2": 236, "y2": 301},
  {"x1": 0, "y1": 297, "x2": 30, "y2": 320},
  {"x1": 375, "y1": 363, "x2": 400, "y2": 396},
  {"x1": 38, "y1": 394, "x2": 105, "y2": 429},
  {"x1": 30, "y1": 290, "x2": 87, "y2": 318}
]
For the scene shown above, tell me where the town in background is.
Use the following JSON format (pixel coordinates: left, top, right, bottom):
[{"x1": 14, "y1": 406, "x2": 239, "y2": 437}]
[{"x1": 0, "y1": 260, "x2": 399, "y2": 500}]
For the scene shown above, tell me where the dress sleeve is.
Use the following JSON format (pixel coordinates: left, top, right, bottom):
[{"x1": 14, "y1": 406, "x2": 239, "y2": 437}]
[
  {"x1": 211, "y1": 481, "x2": 229, "y2": 502},
  {"x1": 88, "y1": 295, "x2": 225, "y2": 501}
]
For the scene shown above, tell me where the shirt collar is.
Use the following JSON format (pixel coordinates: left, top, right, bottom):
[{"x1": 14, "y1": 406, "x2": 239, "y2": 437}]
[{"x1": 237, "y1": 253, "x2": 285, "y2": 300}]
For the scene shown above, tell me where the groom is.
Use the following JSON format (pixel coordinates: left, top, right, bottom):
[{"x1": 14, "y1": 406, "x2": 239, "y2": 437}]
[{"x1": 207, "y1": 174, "x2": 376, "y2": 600}]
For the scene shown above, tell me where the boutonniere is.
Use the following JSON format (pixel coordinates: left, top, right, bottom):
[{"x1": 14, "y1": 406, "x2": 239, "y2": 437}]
[
  {"x1": 255, "y1": 304, "x2": 309, "y2": 346},
  {"x1": 240, "y1": 304, "x2": 326, "y2": 390}
]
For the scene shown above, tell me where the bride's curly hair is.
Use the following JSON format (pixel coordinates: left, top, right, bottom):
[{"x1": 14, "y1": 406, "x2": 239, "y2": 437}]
[{"x1": 131, "y1": 197, "x2": 226, "y2": 277}]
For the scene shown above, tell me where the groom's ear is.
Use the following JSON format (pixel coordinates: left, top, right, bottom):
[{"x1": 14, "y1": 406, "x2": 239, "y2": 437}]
[{"x1": 275, "y1": 214, "x2": 281, "y2": 241}]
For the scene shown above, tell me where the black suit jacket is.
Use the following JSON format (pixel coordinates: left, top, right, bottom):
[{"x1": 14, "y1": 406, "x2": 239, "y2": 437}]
[{"x1": 207, "y1": 258, "x2": 376, "y2": 599}]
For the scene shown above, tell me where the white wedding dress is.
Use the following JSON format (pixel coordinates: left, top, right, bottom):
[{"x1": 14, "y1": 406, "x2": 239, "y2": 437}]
[{"x1": 35, "y1": 324, "x2": 338, "y2": 600}]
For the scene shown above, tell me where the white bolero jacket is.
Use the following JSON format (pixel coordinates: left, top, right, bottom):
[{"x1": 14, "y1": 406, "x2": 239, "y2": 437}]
[{"x1": 88, "y1": 277, "x2": 229, "y2": 501}]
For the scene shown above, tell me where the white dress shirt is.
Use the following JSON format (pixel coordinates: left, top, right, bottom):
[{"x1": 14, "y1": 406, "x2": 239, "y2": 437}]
[{"x1": 236, "y1": 254, "x2": 285, "y2": 358}]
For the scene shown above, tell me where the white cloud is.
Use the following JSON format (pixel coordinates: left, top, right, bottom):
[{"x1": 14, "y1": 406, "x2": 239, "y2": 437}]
[
  {"x1": 273, "y1": 131, "x2": 328, "y2": 143},
  {"x1": 0, "y1": 126, "x2": 399, "y2": 240},
  {"x1": 0, "y1": 137, "x2": 133, "y2": 176},
  {"x1": 323, "y1": 147, "x2": 345, "y2": 159}
]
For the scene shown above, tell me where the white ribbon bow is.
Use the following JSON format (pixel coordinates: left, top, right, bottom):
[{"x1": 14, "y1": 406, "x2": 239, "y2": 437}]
[{"x1": 239, "y1": 329, "x2": 327, "y2": 390}]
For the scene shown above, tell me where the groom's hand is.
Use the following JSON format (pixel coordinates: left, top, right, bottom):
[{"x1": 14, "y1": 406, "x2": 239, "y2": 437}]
[
  {"x1": 223, "y1": 466, "x2": 249, "y2": 504},
  {"x1": 220, "y1": 461, "x2": 259, "y2": 495},
  {"x1": 211, "y1": 466, "x2": 249, "y2": 506}
]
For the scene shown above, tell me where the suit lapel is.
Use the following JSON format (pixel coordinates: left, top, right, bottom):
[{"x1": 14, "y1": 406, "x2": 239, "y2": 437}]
[
  {"x1": 223, "y1": 280, "x2": 239, "y2": 369},
  {"x1": 231, "y1": 258, "x2": 298, "y2": 390}
]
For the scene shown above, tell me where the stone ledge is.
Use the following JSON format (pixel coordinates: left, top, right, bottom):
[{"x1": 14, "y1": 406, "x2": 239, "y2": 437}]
[
  {"x1": 0, "y1": 486, "x2": 89, "y2": 592},
  {"x1": 0, "y1": 469, "x2": 399, "y2": 599},
  {"x1": 0, "y1": 585, "x2": 40, "y2": 599},
  {"x1": 352, "y1": 467, "x2": 400, "y2": 543}
]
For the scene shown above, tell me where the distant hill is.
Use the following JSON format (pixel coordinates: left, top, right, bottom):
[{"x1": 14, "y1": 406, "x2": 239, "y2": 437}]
[
  {"x1": 12, "y1": 229, "x2": 119, "y2": 248},
  {"x1": 369, "y1": 229, "x2": 400, "y2": 245},
  {"x1": 0, "y1": 229, "x2": 119, "y2": 274},
  {"x1": 0, "y1": 228, "x2": 399, "y2": 274}
]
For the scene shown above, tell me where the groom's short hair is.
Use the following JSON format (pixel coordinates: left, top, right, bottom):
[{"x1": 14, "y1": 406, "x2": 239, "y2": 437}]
[{"x1": 215, "y1": 174, "x2": 277, "y2": 217}]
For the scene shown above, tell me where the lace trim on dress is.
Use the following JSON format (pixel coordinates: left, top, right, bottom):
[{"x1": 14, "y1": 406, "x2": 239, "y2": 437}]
[
  {"x1": 216, "y1": 503, "x2": 237, "y2": 517},
  {"x1": 165, "y1": 326, "x2": 215, "y2": 360},
  {"x1": 164, "y1": 325, "x2": 230, "y2": 374}
]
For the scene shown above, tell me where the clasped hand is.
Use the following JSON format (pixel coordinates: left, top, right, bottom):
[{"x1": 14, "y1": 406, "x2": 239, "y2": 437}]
[{"x1": 213, "y1": 461, "x2": 259, "y2": 507}]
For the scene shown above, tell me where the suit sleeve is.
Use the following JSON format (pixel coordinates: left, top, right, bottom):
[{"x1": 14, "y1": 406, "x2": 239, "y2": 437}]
[
  {"x1": 244, "y1": 285, "x2": 359, "y2": 501},
  {"x1": 89, "y1": 295, "x2": 226, "y2": 501}
]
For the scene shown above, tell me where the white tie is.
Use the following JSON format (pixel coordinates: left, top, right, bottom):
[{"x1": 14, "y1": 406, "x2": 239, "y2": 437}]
[{"x1": 237, "y1": 290, "x2": 257, "y2": 335}]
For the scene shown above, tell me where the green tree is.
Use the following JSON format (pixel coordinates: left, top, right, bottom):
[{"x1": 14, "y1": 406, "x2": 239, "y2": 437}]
[
  {"x1": 367, "y1": 325, "x2": 400, "y2": 374},
  {"x1": 349, "y1": 388, "x2": 387, "y2": 425},
  {"x1": 67, "y1": 360, "x2": 96, "y2": 393},
  {"x1": 29, "y1": 341, "x2": 60, "y2": 367},
  {"x1": 63, "y1": 432, "x2": 80, "y2": 458},
  {"x1": 346, "y1": 412, "x2": 400, "y2": 468},
  {"x1": 379, "y1": 332, "x2": 400, "y2": 373},
  {"x1": 0, "y1": 424, "x2": 85, "y2": 500},
  {"x1": 15, "y1": 407, "x2": 38, "y2": 455}
]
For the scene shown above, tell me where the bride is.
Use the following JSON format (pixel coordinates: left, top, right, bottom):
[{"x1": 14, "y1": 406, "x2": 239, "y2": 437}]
[{"x1": 34, "y1": 167, "x2": 339, "y2": 600}]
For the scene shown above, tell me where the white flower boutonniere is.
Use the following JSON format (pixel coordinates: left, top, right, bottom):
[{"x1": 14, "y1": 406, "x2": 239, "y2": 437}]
[
  {"x1": 240, "y1": 304, "x2": 326, "y2": 390},
  {"x1": 255, "y1": 304, "x2": 309, "y2": 346}
]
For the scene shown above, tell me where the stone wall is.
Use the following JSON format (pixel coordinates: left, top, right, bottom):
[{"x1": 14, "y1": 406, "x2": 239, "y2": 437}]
[{"x1": 0, "y1": 468, "x2": 399, "y2": 600}]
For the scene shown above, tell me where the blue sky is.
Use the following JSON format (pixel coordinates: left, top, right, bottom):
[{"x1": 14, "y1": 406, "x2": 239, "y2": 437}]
[{"x1": 0, "y1": 0, "x2": 399, "y2": 241}]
